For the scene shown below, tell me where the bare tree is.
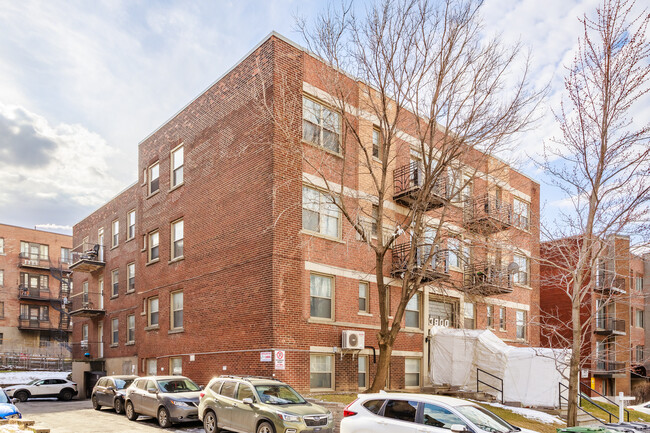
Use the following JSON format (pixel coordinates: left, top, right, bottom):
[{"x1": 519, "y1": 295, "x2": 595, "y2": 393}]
[{"x1": 539, "y1": 0, "x2": 650, "y2": 425}]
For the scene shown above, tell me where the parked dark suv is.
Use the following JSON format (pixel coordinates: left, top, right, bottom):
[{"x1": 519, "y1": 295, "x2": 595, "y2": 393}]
[
  {"x1": 198, "y1": 375, "x2": 333, "y2": 433},
  {"x1": 124, "y1": 376, "x2": 201, "y2": 428},
  {"x1": 91, "y1": 375, "x2": 137, "y2": 414}
]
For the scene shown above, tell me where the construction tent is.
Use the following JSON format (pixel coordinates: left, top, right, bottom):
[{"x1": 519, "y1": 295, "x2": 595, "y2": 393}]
[{"x1": 429, "y1": 327, "x2": 569, "y2": 408}]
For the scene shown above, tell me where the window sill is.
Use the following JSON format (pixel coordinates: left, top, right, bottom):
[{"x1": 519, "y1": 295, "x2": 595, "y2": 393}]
[
  {"x1": 403, "y1": 327, "x2": 423, "y2": 334},
  {"x1": 146, "y1": 258, "x2": 160, "y2": 266},
  {"x1": 125, "y1": 342, "x2": 135, "y2": 346},
  {"x1": 358, "y1": 312, "x2": 372, "y2": 317},
  {"x1": 110, "y1": 295, "x2": 118, "y2": 300},
  {"x1": 126, "y1": 289, "x2": 135, "y2": 295},
  {"x1": 372, "y1": 156, "x2": 382, "y2": 164},
  {"x1": 168, "y1": 328, "x2": 184, "y2": 335},
  {"x1": 126, "y1": 237, "x2": 135, "y2": 243},
  {"x1": 110, "y1": 245, "x2": 118, "y2": 250},
  {"x1": 300, "y1": 230, "x2": 345, "y2": 244},
  {"x1": 302, "y1": 140, "x2": 343, "y2": 159},
  {"x1": 309, "y1": 387, "x2": 335, "y2": 393},
  {"x1": 144, "y1": 325, "x2": 159, "y2": 331},
  {"x1": 169, "y1": 182, "x2": 184, "y2": 193},
  {"x1": 168, "y1": 256, "x2": 184, "y2": 265},
  {"x1": 308, "y1": 317, "x2": 335, "y2": 324},
  {"x1": 514, "y1": 283, "x2": 532, "y2": 290},
  {"x1": 110, "y1": 344, "x2": 118, "y2": 348},
  {"x1": 146, "y1": 190, "x2": 160, "y2": 199}
]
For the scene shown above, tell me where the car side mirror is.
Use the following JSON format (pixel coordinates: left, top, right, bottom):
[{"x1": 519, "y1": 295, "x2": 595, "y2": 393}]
[
  {"x1": 147, "y1": 388, "x2": 158, "y2": 394},
  {"x1": 242, "y1": 397, "x2": 254, "y2": 405},
  {"x1": 11, "y1": 398, "x2": 18, "y2": 405},
  {"x1": 107, "y1": 386, "x2": 115, "y2": 392},
  {"x1": 199, "y1": 385, "x2": 204, "y2": 390},
  {"x1": 451, "y1": 425, "x2": 469, "y2": 433}
]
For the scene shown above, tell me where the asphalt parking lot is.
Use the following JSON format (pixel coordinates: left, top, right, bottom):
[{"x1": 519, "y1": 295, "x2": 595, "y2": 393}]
[{"x1": 18, "y1": 398, "x2": 205, "y2": 433}]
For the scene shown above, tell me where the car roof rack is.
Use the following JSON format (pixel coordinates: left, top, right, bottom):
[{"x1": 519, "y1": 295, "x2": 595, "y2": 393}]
[{"x1": 218, "y1": 375, "x2": 276, "y2": 382}]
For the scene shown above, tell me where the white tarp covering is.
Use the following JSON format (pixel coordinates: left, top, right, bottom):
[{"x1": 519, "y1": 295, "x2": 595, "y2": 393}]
[{"x1": 429, "y1": 327, "x2": 569, "y2": 408}]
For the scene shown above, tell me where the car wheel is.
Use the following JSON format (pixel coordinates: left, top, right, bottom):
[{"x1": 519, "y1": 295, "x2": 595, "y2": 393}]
[
  {"x1": 203, "y1": 410, "x2": 221, "y2": 433},
  {"x1": 125, "y1": 401, "x2": 138, "y2": 421},
  {"x1": 114, "y1": 398, "x2": 124, "y2": 414},
  {"x1": 92, "y1": 395, "x2": 100, "y2": 410},
  {"x1": 59, "y1": 389, "x2": 73, "y2": 401},
  {"x1": 257, "y1": 421, "x2": 274, "y2": 433},
  {"x1": 157, "y1": 407, "x2": 172, "y2": 428},
  {"x1": 14, "y1": 391, "x2": 28, "y2": 402}
]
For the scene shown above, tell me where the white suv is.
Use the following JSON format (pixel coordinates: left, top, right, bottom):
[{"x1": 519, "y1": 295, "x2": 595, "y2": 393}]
[
  {"x1": 4, "y1": 378, "x2": 78, "y2": 402},
  {"x1": 341, "y1": 393, "x2": 538, "y2": 433}
]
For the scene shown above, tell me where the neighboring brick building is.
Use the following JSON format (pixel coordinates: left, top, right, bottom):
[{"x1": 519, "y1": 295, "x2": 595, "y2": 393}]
[
  {"x1": 69, "y1": 32, "x2": 541, "y2": 396},
  {"x1": 540, "y1": 235, "x2": 649, "y2": 396},
  {"x1": 0, "y1": 223, "x2": 72, "y2": 359}
]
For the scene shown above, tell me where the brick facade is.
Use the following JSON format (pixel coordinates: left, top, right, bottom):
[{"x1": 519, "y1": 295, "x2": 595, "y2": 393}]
[
  {"x1": 70, "y1": 33, "x2": 541, "y2": 395},
  {"x1": 0, "y1": 223, "x2": 72, "y2": 357}
]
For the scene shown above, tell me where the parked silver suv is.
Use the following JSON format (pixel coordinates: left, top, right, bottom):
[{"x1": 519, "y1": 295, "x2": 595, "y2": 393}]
[{"x1": 124, "y1": 376, "x2": 201, "y2": 428}]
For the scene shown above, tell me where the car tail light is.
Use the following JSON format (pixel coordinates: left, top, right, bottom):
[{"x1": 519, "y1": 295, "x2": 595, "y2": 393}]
[
  {"x1": 343, "y1": 399, "x2": 358, "y2": 417},
  {"x1": 199, "y1": 392, "x2": 205, "y2": 398}
]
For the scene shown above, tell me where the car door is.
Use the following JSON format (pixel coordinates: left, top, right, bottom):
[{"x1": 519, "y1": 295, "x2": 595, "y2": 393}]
[
  {"x1": 230, "y1": 383, "x2": 257, "y2": 432},
  {"x1": 377, "y1": 399, "x2": 421, "y2": 433},
  {"x1": 215, "y1": 381, "x2": 237, "y2": 430},
  {"x1": 128, "y1": 379, "x2": 145, "y2": 412},
  {"x1": 419, "y1": 403, "x2": 469, "y2": 433},
  {"x1": 94, "y1": 378, "x2": 107, "y2": 405},
  {"x1": 33, "y1": 380, "x2": 57, "y2": 397},
  {"x1": 141, "y1": 380, "x2": 159, "y2": 416}
]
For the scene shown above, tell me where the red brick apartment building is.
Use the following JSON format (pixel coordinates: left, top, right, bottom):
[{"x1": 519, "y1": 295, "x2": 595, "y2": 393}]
[
  {"x1": 540, "y1": 235, "x2": 649, "y2": 396},
  {"x1": 0, "y1": 224, "x2": 72, "y2": 359},
  {"x1": 69, "y1": 32, "x2": 540, "y2": 396}
]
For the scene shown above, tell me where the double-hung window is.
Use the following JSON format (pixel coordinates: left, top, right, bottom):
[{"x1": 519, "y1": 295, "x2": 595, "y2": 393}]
[
  {"x1": 310, "y1": 274, "x2": 333, "y2": 319},
  {"x1": 310, "y1": 354, "x2": 333, "y2": 389},
  {"x1": 405, "y1": 359, "x2": 421, "y2": 387},
  {"x1": 171, "y1": 219, "x2": 184, "y2": 260},
  {"x1": 127, "y1": 210, "x2": 135, "y2": 240},
  {"x1": 148, "y1": 231, "x2": 159, "y2": 262},
  {"x1": 405, "y1": 293, "x2": 421, "y2": 328},
  {"x1": 148, "y1": 297, "x2": 159, "y2": 327},
  {"x1": 148, "y1": 162, "x2": 160, "y2": 195},
  {"x1": 171, "y1": 291, "x2": 183, "y2": 330},
  {"x1": 513, "y1": 198, "x2": 530, "y2": 230},
  {"x1": 171, "y1": 145, "x2": 184, "y2": 187},
  {"x1": 127, "y1": 263, "x2": 135, "y2": 292},
  {"x1": 358, "y1": 282, "x2": 369, "y2": 313},
  {"x1": 513, "y1": 254, "x2": 530, "y2": 286},
  {"x1": 112, "y1": 220, "x2": 119, "y2": 247},
  {"x1": 111, "y1": 318, "x2": 119, "y2": 345},
  {"x1": 302, "y1": 97, "x2": 340, "y2": 153},
  {"x1": 127, "y1": 314, "x2": 135, "y2": 343},
  {"x1": 516, "y1": 310, "x2": 526, "y2": 339},
  {"x1": 302, "y1": 186, "x2": 340, "y2": 238},
  {"x1": 358, "y1": 356, "x2": 368, "y2": 389},
  {"x1": 464, "y1": 302, "x2": 475, "y2": 329},
  {"x1": 111, "y1": 269, "x2": 119, "y2": 297},
  {"x1": 0, "y1": 238, "x2": 4, "y2": 254},
  {"x1": 487, "y1": 305, "x2": 494, "y2": 328},
  {"x1": 372, "y1": 127, "x2": 381, "y2": 159},
  {"x1": 499, "y1": 307, "x2": 506, "y2": 330}
]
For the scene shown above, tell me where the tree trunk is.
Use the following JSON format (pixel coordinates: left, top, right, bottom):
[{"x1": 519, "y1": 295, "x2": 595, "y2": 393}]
[
  {"x1": 566, "y1": 284, "x2": 583, "y2": 427},
  {"x1": 367, "y1": 340, "x2": 393, "y2": 392}
]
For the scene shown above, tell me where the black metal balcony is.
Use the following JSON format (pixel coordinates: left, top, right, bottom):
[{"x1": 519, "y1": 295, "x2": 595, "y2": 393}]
[
  {"x1": 18, "y1": 317, "x2": 52, "y2": 331},
  {"x1": 593, "y1": 360, "x2": 626, "y2": 377},
  {"x1": 393, "y1": 162, "x2": 449, "y2": 210},
  {"x1": 68, "y1": 293, "x2": 104, "y2": 318},
  {"x1": 462, "y1": 262, "x2": 513, "y2": 295},
  {"x1": 18, "y1": 253, "x2": 50, "y2": 270},
  {"x1": 69, "y1": 243, "x2": 105, "y2": 273},
  {"x1": 594, "y1": 316, "x2": 626, "y2": 335},
  {"x1": 18, "y1": 285, "x2": 53, "y2": 301},
  {"x1": 464, "y1": 195, "x2": 512, "y2": 234},
  {"x1": 391, "y1": 242, "x2": 450, "y2": 283}
]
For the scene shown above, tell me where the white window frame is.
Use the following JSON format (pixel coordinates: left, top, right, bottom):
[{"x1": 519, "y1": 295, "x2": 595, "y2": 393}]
[
  {"x1": 405, "y1": 293, "x2": 421, "y2": 329},
  {"x1": 464, "y1": 302, "x2": 475, "y2": 329},
  {"x1": 148, "y1": 297, "x2": 159, "y2": 327},
  {"x1": 127, "y1": 263, "x2": 135, "y2": 293},
  {"x1": 358, "y1": 355, "x2": 368, "y2": 389},
  {"x1": 171, "y1": 144, "x2": 184, "y2": 188},
  {"x1": 637, "y1": 310, "x2": 644, "y2": 329},
  {"x1": 310, "y1": 354, "x2": 334, "y2": 390},
  {"x1": 405, "y1": 358, "x2": 421, "y2": 388},
  {"x1": 111, "y1": 269, "x2": 119, "y2": 297},
  {"x1": 170, "y1": 291, "x2": 183, "y2": 330},
  {"x1": 127, "y1": 314, "x2": 135, "y2": 343},
  {"x1": 148, "y1": 231, "x2": 159, "y2": 262},
  {"x1": 0, "y1": 238, "x2": 4, "y2": 254},
  {"x1": 171, "y1": 219, "x2": 184, "y2": 260},
  {"x1": 127, "y1": 210, "x2": 136, "y2": 240},
  {"x1": 487, "y1": 305, "x2": 494, "y2": 329},
  {"x1": 372, "y1": 127, "x2": 382, "y2": 159},
  {"x1": 111, "y1": 318, "x2": 119, "y2": 345},
  {"x1": 513, "y1": 254, "x2": 530, "y2": 286},
  {"x1": 499, "y1": 307, "x2": 506, "y2": 330},
  {"x1": 310, "y1": 273, "x2": 334, "y2": 320},
  {"x1": 513, "y1": 198, "x2": 530, "y2": 230},
  {"x1": 0, "y1": 270, "x2": 3, "y2": 287},
  {"x1": 302, "y1": 96, "x2": 341, "y2": 153},
  {"x1": 516, "y1": 310, "x2": 526, "y2": 340},
  {"x1": 112, "y1": 219, "x2": 119, "y2": 247},
  {"x1": 82, "y1": 324, "x2": 88, "y2": 342},
  {"x1": 170, "y1": 357, "x2": 183, "y2": 375},
  {"x1": 302, "y1": 185, "x2": 341, "y2": 239},
  {"x1": 358, "y1": 281, "x2": 370, "y2": 313},
  {"x1": 148, "y1": 162, "x2": 160, "y2": 195},
  {"x1": 147, "y1": 358, "x2": 157, "y2": 376}
]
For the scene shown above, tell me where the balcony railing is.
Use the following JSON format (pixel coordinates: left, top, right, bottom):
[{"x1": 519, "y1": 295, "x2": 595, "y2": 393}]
[
  {"x1": 391, "y1": 242, "x2": 450, "y2": 283},
  {"x1": 462, "y1": 262, "x2": 513, "y2": 295},
  {"x1": 595, "y1": 316, "x2": 626, "y2": 335},
  {"x1": 72, "y1": 341, "x2": 104, "y2": 360},
  {"x1": 69, "y1": 242, "x2": 105, "y2": 273},
  {"x1": 464, "y1": 195, "x2": 512, "y2": 234},
  {"x1": 393, "y1": 162, "x2": 449, "y2": 210},
  {"x1": 594, "y1": 360, "x2": 626, "y2": 374},
  {"x1": 18, "y1": 253, "x2": 50, "y2": 270},
  {"x1": 18, "y1": 317, "x2": 52, "y2": 330},
  {"x1": 67, "y1": 292, "x2": 104, "y2": 318},
  {"x1": 18, "y1": 285, "x2": 52, "y2": 301}
]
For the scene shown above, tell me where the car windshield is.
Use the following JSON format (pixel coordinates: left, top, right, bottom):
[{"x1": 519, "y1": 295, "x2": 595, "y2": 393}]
[
  {"x1": 114, "y1": 379, "x2": 134, "y2": 389},
  {"x1": 455, "y1": 405, "x2": 516, "y2": 433},
  {"x1": 0, "y1": 391, "x2": 9, "y2": 404},
  {"x1": 156, "y1": 379, "x2": 200, "y2": 393},
  {"x1": 255, "y1": 385, "x2": 306, "y2": 405},
  {"x1": 25, "y1": 379, "x2": 40, "y2": 385}
]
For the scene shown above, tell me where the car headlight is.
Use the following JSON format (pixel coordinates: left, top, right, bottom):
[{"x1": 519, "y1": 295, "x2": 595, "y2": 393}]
[
  {"x1": 277, "y1": 411, "x2": 301, "y2": 422},
  {"x1": 327, "y1": 412, "x2": 333, "y2": 421},
  {"x1": 170, "y1": 400, "x2": 190, "y2": 407}
]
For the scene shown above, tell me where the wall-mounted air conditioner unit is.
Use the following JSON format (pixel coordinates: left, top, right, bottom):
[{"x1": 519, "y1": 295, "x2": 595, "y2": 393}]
[{"x1": 342, "y1": 330, "x2": 365, "y2": 350}]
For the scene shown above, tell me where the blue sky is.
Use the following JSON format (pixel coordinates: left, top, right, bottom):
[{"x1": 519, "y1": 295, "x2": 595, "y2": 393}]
[{"x1": 0, "y1": 0, "x2": 645, "y2": 239}]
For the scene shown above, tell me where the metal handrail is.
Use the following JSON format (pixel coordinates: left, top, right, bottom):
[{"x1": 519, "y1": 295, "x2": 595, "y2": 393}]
[
  {"x1": 558, "y1": 382, "x2": 620, "y2": 424},
  {"x1": 477, "y1": 368, "x2": 504, "y2": 404},
  {"x1": 579, "y1": 382, "x2": 630, "y2": 422}
]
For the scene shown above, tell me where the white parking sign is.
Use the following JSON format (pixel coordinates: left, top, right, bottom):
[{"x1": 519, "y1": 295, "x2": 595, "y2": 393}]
[{"x1": 274, "y1": 350, "x2": 285, "y2": 370}]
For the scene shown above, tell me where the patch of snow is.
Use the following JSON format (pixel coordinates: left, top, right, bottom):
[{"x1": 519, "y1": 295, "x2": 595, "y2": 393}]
[
  {"x1": 0, "y1": 371, "x2": 70, "y2": 385},
  {"x1": 484, "y1": 402, "x2": 565, "y2": 425}
]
